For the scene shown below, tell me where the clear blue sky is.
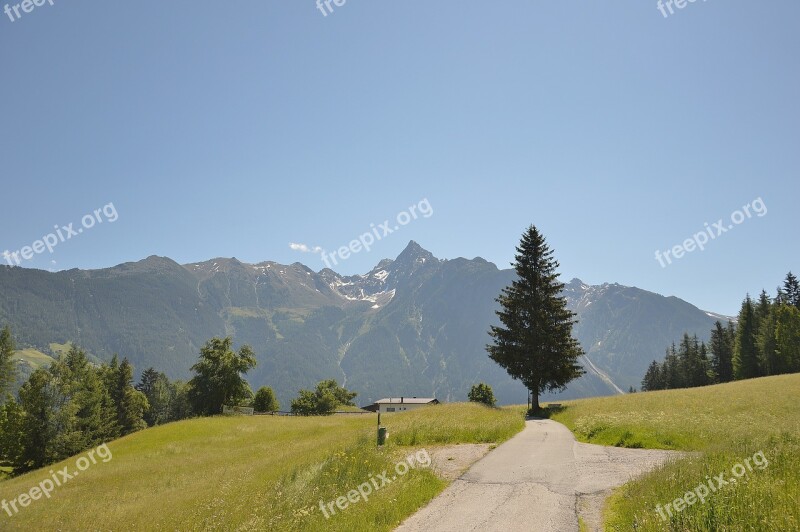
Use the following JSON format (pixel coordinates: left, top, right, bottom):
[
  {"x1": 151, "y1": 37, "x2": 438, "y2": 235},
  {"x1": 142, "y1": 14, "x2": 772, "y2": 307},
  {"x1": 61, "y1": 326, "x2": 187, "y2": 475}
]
[{"x1": 1, "y1": 1, "x2": 798, "y2": 316}]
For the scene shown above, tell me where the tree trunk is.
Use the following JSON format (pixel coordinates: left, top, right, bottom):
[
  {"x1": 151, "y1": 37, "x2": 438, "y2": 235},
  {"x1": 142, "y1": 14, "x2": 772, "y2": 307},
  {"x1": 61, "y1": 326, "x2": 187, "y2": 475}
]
[{"x1": 530, "y1": 390, "x2": 540, "y2": 413}]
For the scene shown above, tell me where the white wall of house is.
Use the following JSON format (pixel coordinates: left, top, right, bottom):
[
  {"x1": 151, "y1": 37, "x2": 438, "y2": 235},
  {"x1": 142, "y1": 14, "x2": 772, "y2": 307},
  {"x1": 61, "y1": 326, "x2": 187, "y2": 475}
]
[{"x1": 379, "y1": 402, "x2": 430, "y2": 413}]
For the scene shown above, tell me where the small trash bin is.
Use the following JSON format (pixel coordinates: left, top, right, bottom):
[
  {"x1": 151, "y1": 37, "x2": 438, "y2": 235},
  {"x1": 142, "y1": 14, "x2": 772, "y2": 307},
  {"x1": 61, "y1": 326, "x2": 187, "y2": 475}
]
[{"x1": 377, "y1": 426, "x2": 388, "y2": 446}]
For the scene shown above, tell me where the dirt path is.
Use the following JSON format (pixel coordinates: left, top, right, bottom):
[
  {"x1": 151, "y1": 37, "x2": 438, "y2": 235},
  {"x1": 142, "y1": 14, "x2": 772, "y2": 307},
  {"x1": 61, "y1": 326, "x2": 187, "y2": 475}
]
[{"x1": 396, "y1": 419, "x2": 679, "y2": 531}]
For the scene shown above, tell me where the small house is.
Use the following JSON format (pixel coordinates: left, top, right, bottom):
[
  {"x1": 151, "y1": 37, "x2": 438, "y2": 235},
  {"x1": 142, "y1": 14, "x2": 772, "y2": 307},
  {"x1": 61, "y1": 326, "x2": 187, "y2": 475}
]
[{"x1": 362, "y1": 397, "x2": 439, "y2": 413}]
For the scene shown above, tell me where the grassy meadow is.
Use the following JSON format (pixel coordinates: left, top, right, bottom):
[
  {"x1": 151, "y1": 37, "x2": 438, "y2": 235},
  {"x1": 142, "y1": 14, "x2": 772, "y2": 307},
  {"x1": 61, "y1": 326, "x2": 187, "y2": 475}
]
[
  {"x1": 549, "y1": 374, "x2": 800, "y2": 531},
  {"x1": 10, "y1": 348, "x2": 55, "y2": 369},
  {"x1": 0, "y1": 402, "x2": 524, "y2": 531}
]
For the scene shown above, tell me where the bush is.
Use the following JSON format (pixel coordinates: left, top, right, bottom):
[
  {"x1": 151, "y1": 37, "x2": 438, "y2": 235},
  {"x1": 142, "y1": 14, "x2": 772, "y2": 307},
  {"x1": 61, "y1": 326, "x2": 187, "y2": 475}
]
[
  {"x1": 290, "y1": 380, "x2": 357, "y2": 416},
  {"x1": 253, "y1": 386, "x2": 279, "y2": 412},
  {"x1": 468, "y1": 383, "x2": 496, "y2": 407}
]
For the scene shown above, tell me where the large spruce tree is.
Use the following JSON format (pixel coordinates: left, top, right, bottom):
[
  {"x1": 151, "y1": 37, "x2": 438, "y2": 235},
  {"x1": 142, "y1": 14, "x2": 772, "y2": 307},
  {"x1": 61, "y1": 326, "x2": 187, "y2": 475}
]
[{"x1": 487, "y1": 225, "x2": 584, "y2": 411}]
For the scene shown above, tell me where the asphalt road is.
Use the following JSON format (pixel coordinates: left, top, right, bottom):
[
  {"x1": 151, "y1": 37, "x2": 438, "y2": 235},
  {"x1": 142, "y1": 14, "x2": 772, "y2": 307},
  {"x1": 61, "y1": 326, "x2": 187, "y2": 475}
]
[{"x1": 395, "y1": 418, "x2": 678, "y2": 532}]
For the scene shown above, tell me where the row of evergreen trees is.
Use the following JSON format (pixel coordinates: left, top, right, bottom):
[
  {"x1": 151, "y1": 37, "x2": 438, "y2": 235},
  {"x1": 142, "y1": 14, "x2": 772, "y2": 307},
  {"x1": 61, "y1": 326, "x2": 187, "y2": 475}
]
[
  {"x1": 0, "y1": 342, "x2": 150, "y2": 474},
  {"x1": 642, "y1": 272, "x2": 800, "y2": 391}
]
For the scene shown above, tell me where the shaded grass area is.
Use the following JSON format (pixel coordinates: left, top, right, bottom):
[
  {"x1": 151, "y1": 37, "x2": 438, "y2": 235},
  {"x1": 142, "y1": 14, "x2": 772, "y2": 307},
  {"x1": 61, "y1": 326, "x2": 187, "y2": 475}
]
[
  {"x1": 550, "y1": 374, "x2": 800, "y2": 531},
  {"x1": 0, "y1": 402, "x2": 524, "y2": 531}
]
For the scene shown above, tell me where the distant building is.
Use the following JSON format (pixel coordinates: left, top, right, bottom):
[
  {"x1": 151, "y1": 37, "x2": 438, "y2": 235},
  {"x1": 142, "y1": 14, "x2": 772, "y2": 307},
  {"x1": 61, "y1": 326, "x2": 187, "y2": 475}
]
[{"x1": 362, "y1": 397, "x2": 439, "y2": 413}]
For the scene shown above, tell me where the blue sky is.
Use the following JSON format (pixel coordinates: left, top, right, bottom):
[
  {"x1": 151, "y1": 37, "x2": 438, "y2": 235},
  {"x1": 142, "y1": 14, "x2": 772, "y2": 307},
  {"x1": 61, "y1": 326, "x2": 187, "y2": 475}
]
[{"x1": 1, "y1": 1, "x2": 797, "y2": 316}]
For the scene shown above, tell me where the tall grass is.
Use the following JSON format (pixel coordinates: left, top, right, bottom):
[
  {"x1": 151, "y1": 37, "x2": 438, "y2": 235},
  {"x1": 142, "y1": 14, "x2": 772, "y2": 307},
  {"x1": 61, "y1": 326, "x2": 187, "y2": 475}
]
[
  {"x1": 387, "y1": 402, "x2": 525, "y2": 445},
  {"x1": 550, "y1": 374, "x2": 800, "y2": 531},
  {"x1": 0, "y1": 402, "x2": 524, "y2": 531}
]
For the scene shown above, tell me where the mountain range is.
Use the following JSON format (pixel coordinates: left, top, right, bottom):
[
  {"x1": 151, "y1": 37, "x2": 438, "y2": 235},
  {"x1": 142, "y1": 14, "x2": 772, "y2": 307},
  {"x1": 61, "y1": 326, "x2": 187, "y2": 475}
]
[{"x1": 0, "y1": 241, "x2": 727, "y2": 406}]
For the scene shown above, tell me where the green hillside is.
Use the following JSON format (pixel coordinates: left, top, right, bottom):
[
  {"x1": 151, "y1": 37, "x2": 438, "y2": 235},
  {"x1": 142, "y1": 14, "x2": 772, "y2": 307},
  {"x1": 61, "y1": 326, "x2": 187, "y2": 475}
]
[
  {"x1": 550, "y1": 374, "x2": 800, "y2": 531},
  {"x1": 11, "y1": 348, "x2": 54, "y2": 369},
  {"x1": 0, "y1": 403, "x2": 524, "y2": 531},
  {"x1": 8, "y1": 348, "x2": 55, "y2": 399}
]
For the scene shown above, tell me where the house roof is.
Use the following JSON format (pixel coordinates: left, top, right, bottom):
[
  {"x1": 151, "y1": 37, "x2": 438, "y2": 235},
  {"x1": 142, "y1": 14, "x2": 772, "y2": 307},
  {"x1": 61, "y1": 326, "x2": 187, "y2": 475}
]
[
  {"x1": 374, "y1": 397, "x2": 438, "y2": 404},
  {"x1": 361, "y1": 397, "x2": 439, "y2": 411}
]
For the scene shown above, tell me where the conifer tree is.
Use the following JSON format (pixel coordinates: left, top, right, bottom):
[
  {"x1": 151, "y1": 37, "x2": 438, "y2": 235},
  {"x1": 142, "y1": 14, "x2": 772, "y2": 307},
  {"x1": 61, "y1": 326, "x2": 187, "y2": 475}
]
[
  {"x1": 0, "y1": 325, "x2": 16, "y2": 400},
  {"x1": 50, "y1": 345, "x2": 119, "y2": 457},
  {"x1": 734, "y1": 296, "x2": 761, "y2": 379},
  {"x1": 137, "y1": 368, "x2": 178, "y2": 426},
  {"x1": 774, "y1": 304, "x2": 800, "y2": 373},
  {"x1": 0, "y1": 397, "x2": 24, "y2": 470},
  {"x1": 757, "y1": 305, "x2": 780, "y2": 375},
  {"x1": 698, "y1": 341, "x2": 711, "y2": 386},
  {"x1": 136, "y1": 368, "x2": 160, "y2": 397},
  {"x1": 678, "y1": 334, "x2": 709, "y2": 387},
  {"x1": 110, "y1": 358, "x2": 148, "y2": 434},
  {"x1": 755, "y1": 290, "x2": 772, "y2": 326},
  {"x1": 641, "y1": 360, "x2": 664, "y2": 391},
  {"x1": 663, "y1": 343, "x2": 682, "y2": 389},
  {"x1": 784, "y1": 272, "x2": 800, "y2": 308},
  {"x1": 709, "y1": 321, "x2": 735, "y2": 383},
  {"x1": 16, "y1": 369, "x2": 59, "y2": 472},
  {"x1": 487, "y1": 225, "x2": 584, "y2": 411}
]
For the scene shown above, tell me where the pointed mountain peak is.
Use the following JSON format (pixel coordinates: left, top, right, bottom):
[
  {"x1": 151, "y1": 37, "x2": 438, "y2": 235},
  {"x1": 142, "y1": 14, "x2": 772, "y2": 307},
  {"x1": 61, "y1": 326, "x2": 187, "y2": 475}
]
[{"x1": 396, "y1": 240, "x2": 436, "y2": 263}]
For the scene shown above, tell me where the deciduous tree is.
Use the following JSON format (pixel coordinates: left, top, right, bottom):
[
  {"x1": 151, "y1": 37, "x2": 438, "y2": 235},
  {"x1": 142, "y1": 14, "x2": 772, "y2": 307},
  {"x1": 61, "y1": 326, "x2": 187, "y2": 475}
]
[
  {"x1": 187, "y1": 337, "x2": 257, "y2": 415},
  {"x1": 253, "y1": 386, "x2": 280, "y2": 412}
]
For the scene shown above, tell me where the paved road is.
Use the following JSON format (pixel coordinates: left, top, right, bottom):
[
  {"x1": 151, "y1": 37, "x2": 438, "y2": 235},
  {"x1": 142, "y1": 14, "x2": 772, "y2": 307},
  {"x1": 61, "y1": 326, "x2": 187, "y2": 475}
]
[{"x1": 396, "y1": 419, "x2": 678, "y2": 532}]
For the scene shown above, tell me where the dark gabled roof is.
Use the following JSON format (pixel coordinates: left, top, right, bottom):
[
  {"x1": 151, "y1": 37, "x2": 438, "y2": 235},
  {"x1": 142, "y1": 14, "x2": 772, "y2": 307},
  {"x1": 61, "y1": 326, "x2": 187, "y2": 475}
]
[{"x1": 361, "y1": 397, "x2": 439, "y2": 410}]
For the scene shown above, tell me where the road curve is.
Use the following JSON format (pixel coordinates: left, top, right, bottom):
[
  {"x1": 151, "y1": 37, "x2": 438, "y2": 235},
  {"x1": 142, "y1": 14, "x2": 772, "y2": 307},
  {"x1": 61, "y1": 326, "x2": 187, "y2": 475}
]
[{"x1": 396, "y1": 419, "x2": 678, "y2": 532}]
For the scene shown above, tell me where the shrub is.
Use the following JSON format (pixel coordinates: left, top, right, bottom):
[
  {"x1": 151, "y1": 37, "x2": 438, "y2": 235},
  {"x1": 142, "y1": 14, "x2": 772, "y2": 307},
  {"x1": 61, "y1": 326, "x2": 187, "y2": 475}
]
[{"x1": 468, "y1": 383, "x2": 496, "y2": 407}]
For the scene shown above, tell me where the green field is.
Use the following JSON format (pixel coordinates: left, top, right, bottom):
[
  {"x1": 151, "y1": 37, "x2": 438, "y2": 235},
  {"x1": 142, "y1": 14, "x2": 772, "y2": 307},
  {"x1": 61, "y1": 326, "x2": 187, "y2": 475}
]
[
  {"x1": 0, "y1": 403, "x2": 524, "y2": 531},
  {"x1": 550, "y1": 374, "x2": 800, "y2": 531},
  {"x1": 5, "y1": 373, "x2": 793, "y2": 531}
]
